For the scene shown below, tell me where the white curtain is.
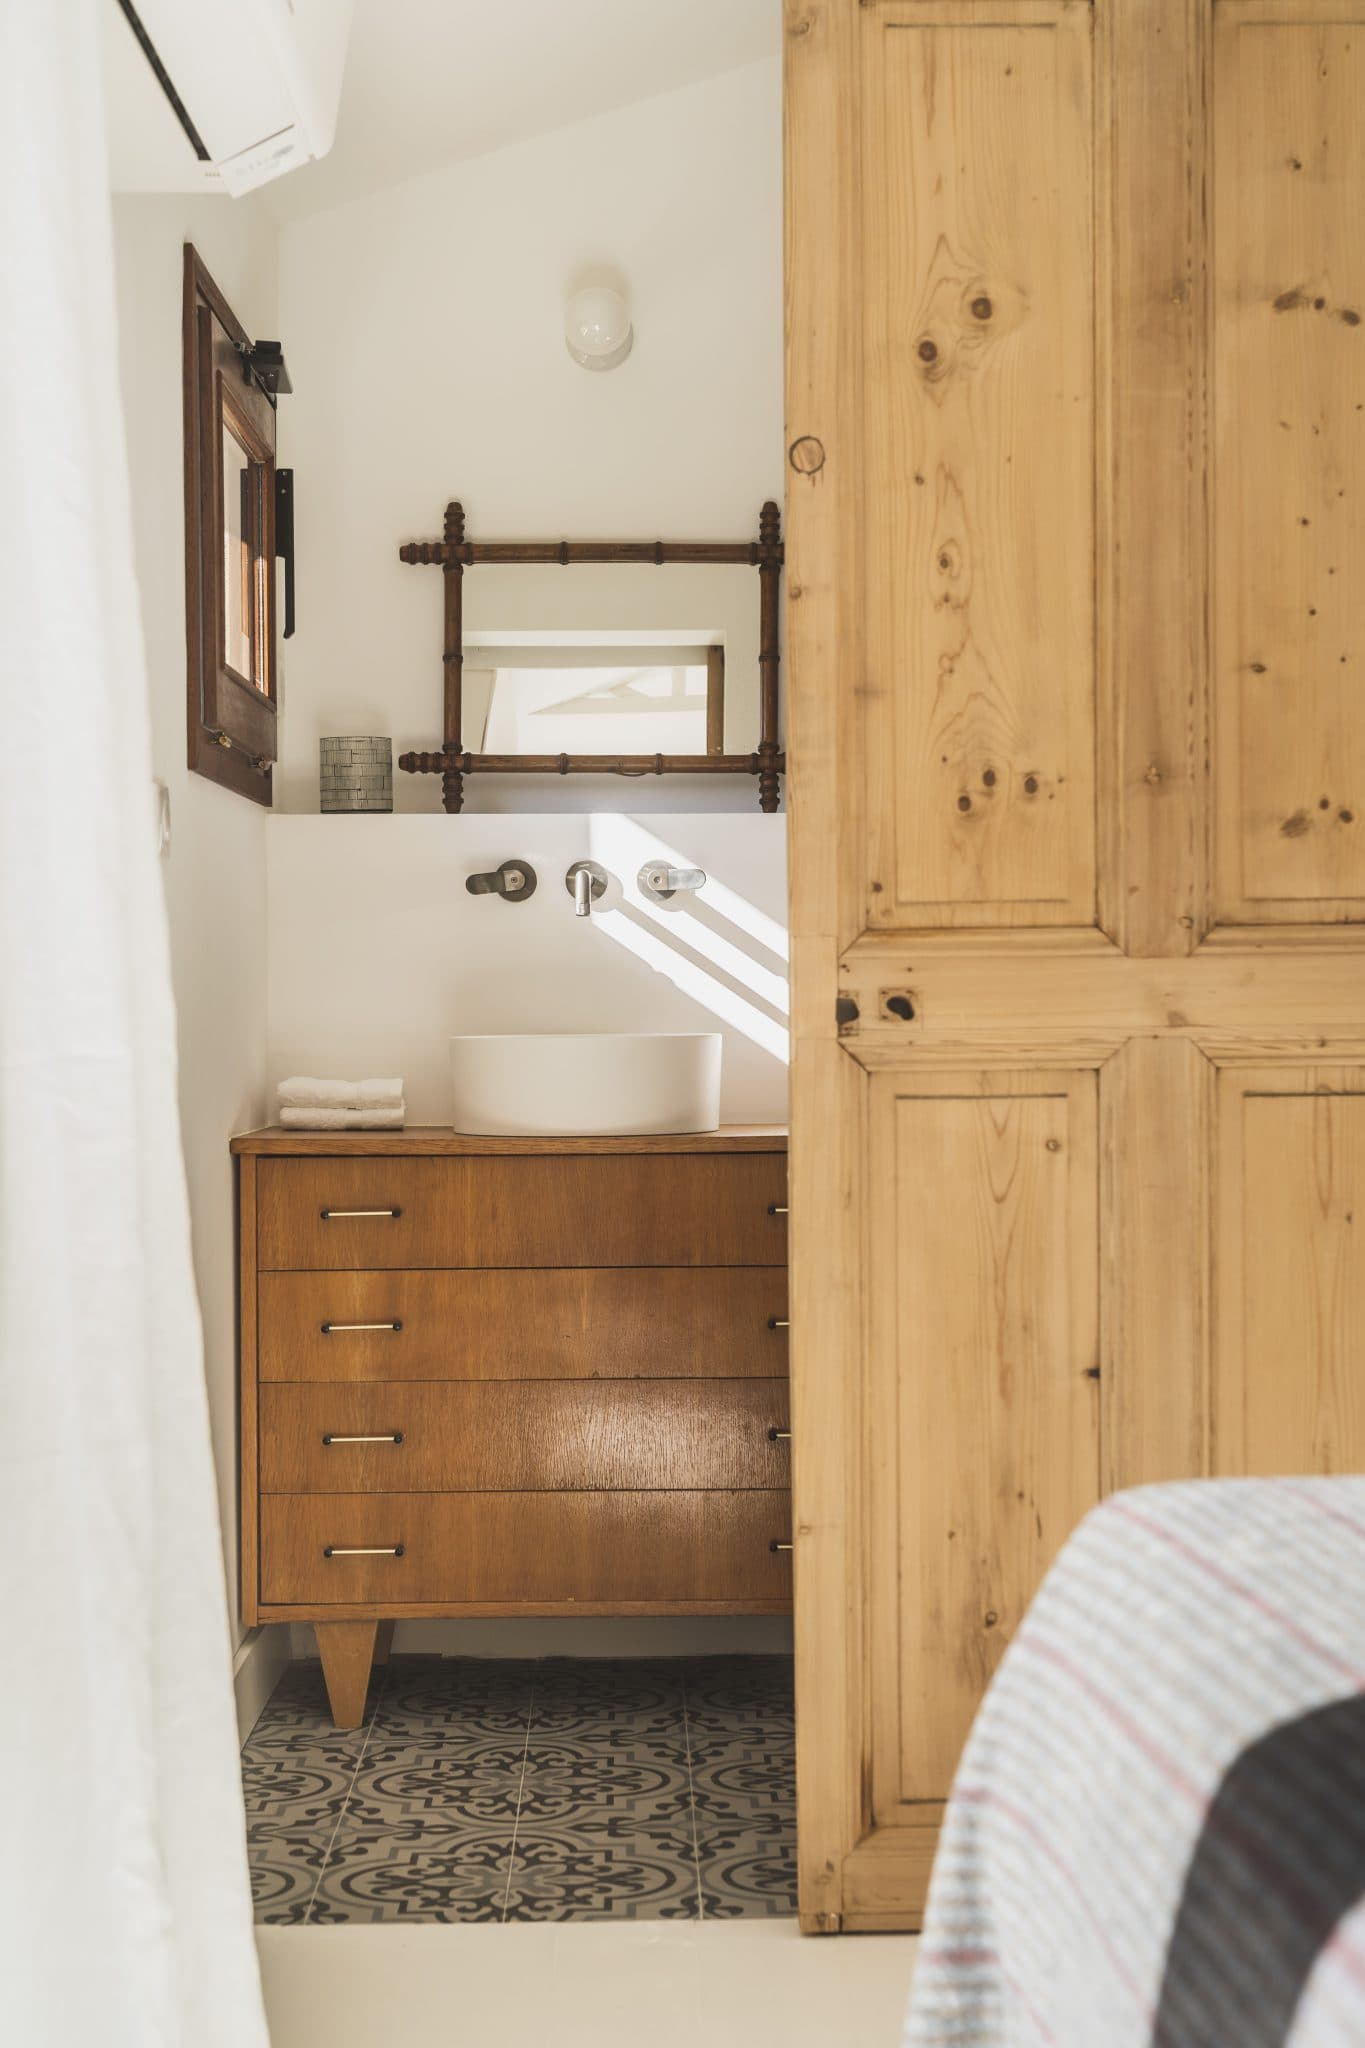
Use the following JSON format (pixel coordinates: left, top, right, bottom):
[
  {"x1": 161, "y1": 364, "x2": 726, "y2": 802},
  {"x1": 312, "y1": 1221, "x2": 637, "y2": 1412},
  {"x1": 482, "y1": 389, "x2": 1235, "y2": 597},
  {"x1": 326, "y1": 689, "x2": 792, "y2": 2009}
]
[{"x1": 0, "y1": 6, "x2": 269, "y2": 2044}]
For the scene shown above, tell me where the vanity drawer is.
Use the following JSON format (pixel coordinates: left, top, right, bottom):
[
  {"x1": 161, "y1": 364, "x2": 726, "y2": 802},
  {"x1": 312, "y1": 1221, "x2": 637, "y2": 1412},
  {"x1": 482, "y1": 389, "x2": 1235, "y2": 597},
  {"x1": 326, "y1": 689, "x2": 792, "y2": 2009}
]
[
  {"x1": 258, "y1": 1267, "x2": 789, "y2": 1381},
  {"x1": 260, "y1": 1378, "x2": 792, "y2": 1493},
  {"x1": 260, "y1": 1491, "x2": 793, "y2": 1608},
  {"x1": 257, "y1": 1155, "x2": 787, "y2": 1270}
]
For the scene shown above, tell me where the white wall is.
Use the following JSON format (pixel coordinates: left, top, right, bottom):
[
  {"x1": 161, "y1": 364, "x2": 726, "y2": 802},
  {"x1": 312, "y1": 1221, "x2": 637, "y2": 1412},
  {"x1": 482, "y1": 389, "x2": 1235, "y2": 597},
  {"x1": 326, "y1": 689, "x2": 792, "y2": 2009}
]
[
  {"x1": 274, "y1": 57, "x2": 782, "y2": 813},
  {"x1": 113, "y1": 195, "x2": 278, "y2": 1648},
  {"x1": 266, "y1": 814, "x2": 787, "y2": 1124},
  {"x1": 110, "y1": 54, "x2": 787, "y2": 1665}
]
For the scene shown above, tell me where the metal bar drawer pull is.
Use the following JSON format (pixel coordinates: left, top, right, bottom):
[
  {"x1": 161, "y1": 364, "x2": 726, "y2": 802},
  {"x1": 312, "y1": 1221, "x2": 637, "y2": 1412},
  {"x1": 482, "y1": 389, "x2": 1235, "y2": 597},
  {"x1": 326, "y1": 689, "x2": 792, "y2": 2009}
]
[
  {"x1": 769, "y1": 1540, "x2": 794, "y2": 1553},
  {"x1": 323, "y1": 1544, "x2": 405, "y2": 1558},
  {"x1": 320, "y1": 1320, "x2": 403, "y2": 1334},
  {"x1": 768, "y1": 1316, "x2": 790, "y2": 1331},
  {"x1": 319, "y1": 1206, "x2": 402, "y2": 1219},
  {"x1": 768, "y1": 1203, "x2": 789, "y2": 1216},
  {"x1": 322, "y1": 1432, "x2": 405, "y2": 1446},
  {"x1": 767, "y1": 1426, "x2": 792, "y2": 1442}
]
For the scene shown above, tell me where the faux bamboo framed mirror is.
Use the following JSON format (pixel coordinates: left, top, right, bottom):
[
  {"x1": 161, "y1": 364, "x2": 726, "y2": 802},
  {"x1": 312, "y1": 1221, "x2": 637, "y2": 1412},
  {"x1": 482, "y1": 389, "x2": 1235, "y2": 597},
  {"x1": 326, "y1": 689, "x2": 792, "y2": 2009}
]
[{"x1": 395, "y1": 500, "x2": 785, "y2": 812}]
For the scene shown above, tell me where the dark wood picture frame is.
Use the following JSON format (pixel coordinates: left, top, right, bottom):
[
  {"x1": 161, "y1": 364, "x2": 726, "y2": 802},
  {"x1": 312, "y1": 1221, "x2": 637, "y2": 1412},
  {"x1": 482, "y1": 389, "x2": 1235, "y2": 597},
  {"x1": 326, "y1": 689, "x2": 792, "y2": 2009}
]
[
  {"x1": 396, "y1": 501, "x2": 785, "y2": 812},
  {"x1": 183, "y1": 244, "x2": 277, "y2": 805}
]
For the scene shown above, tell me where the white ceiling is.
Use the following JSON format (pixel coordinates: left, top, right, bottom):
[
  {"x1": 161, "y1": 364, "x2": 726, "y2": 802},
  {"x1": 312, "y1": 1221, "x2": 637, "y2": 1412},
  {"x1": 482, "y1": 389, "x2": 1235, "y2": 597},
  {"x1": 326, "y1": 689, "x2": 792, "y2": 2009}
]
[{"x1": 103, "y1": 0, "x2": 780, "y2": 220}]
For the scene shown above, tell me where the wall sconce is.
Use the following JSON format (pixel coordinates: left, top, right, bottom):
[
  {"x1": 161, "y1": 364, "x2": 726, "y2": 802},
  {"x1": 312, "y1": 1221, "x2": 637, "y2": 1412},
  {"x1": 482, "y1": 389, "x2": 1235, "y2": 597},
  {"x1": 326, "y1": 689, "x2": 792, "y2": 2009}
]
[{"x1": 564, "y1": 284, "x2": 633, "y2": 372}]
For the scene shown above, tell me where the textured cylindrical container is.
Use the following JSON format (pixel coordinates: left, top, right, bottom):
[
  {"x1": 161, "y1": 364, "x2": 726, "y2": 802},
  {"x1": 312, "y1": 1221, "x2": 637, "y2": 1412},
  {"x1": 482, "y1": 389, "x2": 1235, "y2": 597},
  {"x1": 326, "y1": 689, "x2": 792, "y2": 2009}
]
[{"x1": 319, "y1": 736, "x2": 392, "y2": 813}]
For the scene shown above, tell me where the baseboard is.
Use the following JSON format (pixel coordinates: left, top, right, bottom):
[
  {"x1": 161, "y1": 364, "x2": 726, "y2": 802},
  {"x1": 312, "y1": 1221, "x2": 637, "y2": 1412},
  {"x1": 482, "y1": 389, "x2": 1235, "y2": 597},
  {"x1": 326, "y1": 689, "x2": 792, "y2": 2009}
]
[
  {"x1": 233, "y1": 1624, "x2": 293, "y2": 1742},
  {"x1": 290, "y1": 1616, "x2": 795, "y2": 1661}
]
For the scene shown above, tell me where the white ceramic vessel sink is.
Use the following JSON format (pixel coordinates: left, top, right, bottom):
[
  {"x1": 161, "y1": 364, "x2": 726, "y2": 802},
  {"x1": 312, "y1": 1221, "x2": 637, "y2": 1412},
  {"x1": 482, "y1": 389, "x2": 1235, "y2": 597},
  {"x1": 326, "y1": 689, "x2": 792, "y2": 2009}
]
[{"x1": 449, "y1": 1032, "x2": 722, "y2": 1137}]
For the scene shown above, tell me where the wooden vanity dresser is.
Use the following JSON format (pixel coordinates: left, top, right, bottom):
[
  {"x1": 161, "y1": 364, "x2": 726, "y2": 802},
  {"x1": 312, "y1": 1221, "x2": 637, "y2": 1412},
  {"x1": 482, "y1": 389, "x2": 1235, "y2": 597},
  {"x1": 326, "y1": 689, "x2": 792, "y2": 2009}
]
[{"x1": 232, "y1": 1125, "x2": 791, "y2": 1724}]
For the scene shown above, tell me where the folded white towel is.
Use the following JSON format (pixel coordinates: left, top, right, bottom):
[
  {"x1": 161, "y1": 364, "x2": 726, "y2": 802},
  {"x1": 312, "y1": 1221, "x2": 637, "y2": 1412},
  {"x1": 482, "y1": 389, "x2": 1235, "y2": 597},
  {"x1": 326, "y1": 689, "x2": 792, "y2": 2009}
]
[
  {"x1": 277, "y1": 1077, "x2": 404, "y2": 1112},
  {"x1": 278, "y1": 1103, "x2": 406, "y2": 1131}
]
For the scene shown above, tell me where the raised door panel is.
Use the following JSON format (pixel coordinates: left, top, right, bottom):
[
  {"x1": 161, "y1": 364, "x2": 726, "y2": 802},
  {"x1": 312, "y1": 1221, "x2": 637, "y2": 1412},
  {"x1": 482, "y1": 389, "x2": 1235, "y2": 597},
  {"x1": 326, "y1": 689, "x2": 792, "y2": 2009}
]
[
  {"x1": 1213, "y1": 5, "x2": 1365, "y2": 921},
  {"x1": 862, "y1": 3, "x2": 1097, "y2": 929},
  {"x1": 1214, "y1": 1066, "x2": 1365, "y2": 1473},
  {"x1": 866, "y1": 1068, "x2": 1101, "y2": 1812}
]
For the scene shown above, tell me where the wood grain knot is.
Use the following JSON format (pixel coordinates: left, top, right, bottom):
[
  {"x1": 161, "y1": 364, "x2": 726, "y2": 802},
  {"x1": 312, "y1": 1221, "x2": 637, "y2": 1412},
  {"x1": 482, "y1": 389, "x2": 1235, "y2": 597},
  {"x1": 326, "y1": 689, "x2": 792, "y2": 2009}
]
[
  {"x1": 788, "y1": 435, "x2": 826, "y2": 475},
  {"x1": 970, "y1": 295, "x2": 993, "y2": 321}
]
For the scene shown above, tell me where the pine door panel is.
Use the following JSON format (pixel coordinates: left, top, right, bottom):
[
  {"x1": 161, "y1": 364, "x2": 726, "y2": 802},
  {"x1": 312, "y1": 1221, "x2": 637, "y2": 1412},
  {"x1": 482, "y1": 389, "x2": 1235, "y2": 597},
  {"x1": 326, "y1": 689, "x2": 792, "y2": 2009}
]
[
  {"x1": 1215, "y1": 1068, "x2": 1365, "y2": 1473},
  {"x1": 867, "y1": 1070, "x2": 1100, "y2": 1811},
  {"x1": 863, "y1": 3, "x2": 1096, "y2": 929},
  {"x1": 785, "y1": 0, "x2": 1365, "y2": 1939},
  {"x1": 1214, "y1": 8, "x2": 1365, "y2": 921}
]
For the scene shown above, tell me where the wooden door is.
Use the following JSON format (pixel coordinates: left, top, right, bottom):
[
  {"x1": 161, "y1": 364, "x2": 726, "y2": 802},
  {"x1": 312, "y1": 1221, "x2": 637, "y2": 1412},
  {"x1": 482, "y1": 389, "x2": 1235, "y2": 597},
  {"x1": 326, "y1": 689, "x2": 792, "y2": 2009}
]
[{"x1": 785, "y1": 0, "x2": 1365, "y2": 1932}]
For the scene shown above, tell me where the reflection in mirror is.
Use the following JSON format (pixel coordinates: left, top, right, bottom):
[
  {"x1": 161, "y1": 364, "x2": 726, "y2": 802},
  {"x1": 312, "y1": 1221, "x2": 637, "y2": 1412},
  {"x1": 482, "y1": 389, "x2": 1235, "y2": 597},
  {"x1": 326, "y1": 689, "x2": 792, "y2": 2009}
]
[
  {"x1": 221, "y1": 418, "x2": 255, "y2": 681},
  {"x1": 465, "y1": 641, "x2": 723, "y2": 758},
  {"x1": 220, "y1": 406, "x2": 270, "y2": 696}
]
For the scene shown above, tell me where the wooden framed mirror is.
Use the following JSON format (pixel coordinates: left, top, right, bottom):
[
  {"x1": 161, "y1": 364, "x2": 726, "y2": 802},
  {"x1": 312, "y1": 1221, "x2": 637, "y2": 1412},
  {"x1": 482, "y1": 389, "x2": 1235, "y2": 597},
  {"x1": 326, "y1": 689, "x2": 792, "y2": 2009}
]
[{"x1": 395, "y1": 501, "x2": 784, "y2": 812}]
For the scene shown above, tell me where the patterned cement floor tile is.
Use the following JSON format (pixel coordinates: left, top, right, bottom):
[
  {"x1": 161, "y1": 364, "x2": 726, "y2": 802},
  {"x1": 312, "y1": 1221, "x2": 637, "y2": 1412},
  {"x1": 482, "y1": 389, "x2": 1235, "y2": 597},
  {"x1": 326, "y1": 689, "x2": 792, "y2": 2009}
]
[
  {"x1": 688, "y1": 1740, "x2": 797, "y2": 1824},
  {"x1": 373, "y1": 1664, "x2": 535, "y2": 1741},
  {"x1": 503, "y1": 1821, "x2": 702, "y2": 1922},
  {"x1": 697, "y1": 1822, "x2": 799, "y2": 1919},
  {"x1": 241, "y1": 1752, "x2": 359, "y2": 1832},
  {"x1": 515, "y1": 1749, "x2": 693, "y2": 1831},
  {"x1": 310, "y1": 1825, "x2": 515, "y2": 1924},
  {"x1": 344, "y1": 1739, "x2": 528, "y2": 1829},
  {"x1": 246, "y1": 1827, "x2": 331, "y2": 1924},
  {"x1": 243, "y1": 1653, "x2": 798, "y2": 1924}
]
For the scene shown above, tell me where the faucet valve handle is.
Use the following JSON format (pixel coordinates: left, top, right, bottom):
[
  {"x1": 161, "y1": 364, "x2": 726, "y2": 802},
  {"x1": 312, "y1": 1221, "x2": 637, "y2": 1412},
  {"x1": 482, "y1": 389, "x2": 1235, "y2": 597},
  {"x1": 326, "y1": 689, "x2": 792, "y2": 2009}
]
[
  {"x1": 637, "y1": 863, "x2": 706, "y2": 903},
  {"x1": 466, "y1": 860, "x2": 537, "y2": 903}
]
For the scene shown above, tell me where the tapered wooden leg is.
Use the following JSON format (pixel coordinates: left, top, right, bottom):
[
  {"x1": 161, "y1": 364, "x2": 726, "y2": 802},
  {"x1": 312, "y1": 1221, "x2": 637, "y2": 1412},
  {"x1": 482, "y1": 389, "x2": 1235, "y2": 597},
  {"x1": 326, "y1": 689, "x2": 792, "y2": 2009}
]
[
  {"x1": 316, "y1": 1620, "x2": 378, "y2": 1729},
  {"x1": 373, "y1": 1620, "x2": 396, "y2": 1666}
]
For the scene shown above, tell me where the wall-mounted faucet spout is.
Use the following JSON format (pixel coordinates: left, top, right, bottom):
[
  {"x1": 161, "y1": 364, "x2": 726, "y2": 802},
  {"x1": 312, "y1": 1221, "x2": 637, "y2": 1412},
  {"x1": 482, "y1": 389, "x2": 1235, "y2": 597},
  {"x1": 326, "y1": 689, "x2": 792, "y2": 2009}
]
[{"x1": 565, "y1": 861, "x2": 608, "y2": 918}]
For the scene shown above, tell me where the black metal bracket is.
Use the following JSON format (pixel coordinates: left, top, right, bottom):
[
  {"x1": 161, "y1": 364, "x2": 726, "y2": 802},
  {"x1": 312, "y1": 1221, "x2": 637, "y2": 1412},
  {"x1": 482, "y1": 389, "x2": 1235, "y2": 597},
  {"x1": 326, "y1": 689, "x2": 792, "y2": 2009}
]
[
  {"x1": 275, "y1": 469, "x2": 295, "y2": 639},
  {"x1": 236, "y1": 338, "x2": 293, "y2": 405}
]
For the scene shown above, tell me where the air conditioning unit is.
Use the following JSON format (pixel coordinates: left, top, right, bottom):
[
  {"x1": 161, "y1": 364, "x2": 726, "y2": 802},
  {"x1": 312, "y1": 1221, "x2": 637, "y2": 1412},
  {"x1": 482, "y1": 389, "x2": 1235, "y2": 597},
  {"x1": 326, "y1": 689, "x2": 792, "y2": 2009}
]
[{"x1": 116, "y1": 0, "x2": 354, "y2": 196}]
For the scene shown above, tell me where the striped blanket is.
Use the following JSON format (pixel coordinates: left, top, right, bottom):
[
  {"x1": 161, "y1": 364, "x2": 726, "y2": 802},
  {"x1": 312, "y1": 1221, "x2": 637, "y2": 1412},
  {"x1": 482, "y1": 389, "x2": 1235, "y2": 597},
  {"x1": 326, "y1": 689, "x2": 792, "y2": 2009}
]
[{"x1": 904, "y1": 1478, "x2": 1365, "y2": 2048}]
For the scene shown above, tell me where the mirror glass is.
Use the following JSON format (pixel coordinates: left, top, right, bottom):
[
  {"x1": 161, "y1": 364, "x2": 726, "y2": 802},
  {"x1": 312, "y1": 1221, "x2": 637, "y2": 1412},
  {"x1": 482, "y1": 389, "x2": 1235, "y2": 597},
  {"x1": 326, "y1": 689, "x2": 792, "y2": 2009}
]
[
  {"x1": 466, "y1": 644, "x2": 720, "y2": 757},
  {"x1": 221, "y1": 412, "x2": 268, "y2": 694},
  {"x1": 462, "y1": 562, "x2": 761, "y2": 759}
]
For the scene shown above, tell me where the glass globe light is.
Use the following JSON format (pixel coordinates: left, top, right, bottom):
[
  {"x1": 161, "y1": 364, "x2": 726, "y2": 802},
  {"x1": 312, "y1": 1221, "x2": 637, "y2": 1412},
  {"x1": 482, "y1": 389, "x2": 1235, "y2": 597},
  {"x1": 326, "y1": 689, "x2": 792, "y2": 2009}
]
[{"x1": 564, "y1": 285, "x2": 633, "y2": 372}]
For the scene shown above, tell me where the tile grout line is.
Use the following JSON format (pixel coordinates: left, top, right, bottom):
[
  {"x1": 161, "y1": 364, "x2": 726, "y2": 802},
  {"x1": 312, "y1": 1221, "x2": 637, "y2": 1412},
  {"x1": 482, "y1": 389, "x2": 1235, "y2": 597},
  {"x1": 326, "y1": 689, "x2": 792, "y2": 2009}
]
[
  {"x1": 680, "y1": 1671, "x2": 706, "y2": 1922},
  {"x1": 303, "y1": 1657, "x2": 392, "y2": 1925},
  {"x1": 499, "y1": 1683, "x2": 537, "y2": 1924}
]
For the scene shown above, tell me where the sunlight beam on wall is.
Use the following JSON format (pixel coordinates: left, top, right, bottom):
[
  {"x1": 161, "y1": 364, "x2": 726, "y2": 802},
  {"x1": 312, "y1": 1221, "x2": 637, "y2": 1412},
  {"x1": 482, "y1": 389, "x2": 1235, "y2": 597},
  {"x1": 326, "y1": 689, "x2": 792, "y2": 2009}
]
[
  {"x1": 592, "y1": 906, "x2": 790, "y2": 1063},
  {"x1": 590, "y1": 814, "x2": 789, "y2": 968}
]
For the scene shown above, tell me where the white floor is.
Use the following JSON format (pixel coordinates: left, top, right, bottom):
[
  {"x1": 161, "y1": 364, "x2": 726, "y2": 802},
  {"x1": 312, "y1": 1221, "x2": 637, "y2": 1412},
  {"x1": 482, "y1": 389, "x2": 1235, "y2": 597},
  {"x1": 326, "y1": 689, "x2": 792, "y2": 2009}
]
[{"x1": 257, "y1": 1921, "x2": 917, "y2": 2048}]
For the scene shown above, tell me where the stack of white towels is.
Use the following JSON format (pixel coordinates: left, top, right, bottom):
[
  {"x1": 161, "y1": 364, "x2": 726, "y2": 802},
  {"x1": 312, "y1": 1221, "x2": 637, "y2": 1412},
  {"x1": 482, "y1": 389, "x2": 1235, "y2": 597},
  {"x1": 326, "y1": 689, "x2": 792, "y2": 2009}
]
[{"x1": 277, "y1": 1077, "x2": 406, "y2": 1130}]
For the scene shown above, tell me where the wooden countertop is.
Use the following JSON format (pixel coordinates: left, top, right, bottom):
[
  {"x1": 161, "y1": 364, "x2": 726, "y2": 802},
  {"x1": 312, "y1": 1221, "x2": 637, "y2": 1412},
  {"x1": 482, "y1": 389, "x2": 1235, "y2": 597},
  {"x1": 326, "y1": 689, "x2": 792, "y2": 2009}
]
[{"x1": 231, "y1": 1123, "x2": 788, "y2": 1157}]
